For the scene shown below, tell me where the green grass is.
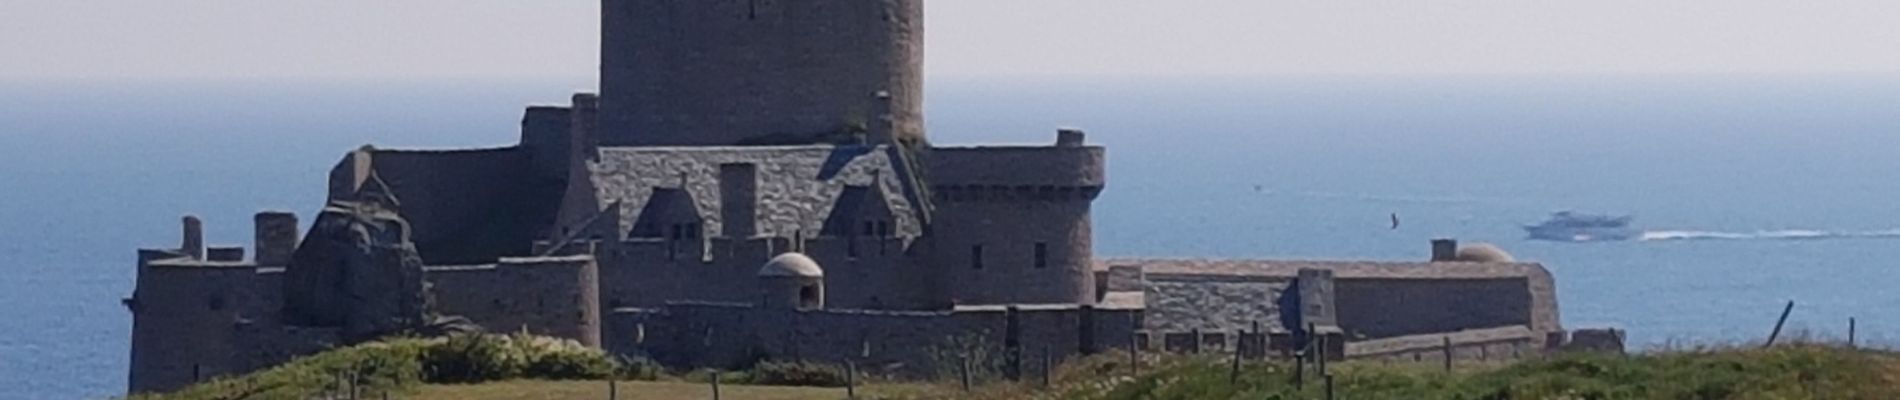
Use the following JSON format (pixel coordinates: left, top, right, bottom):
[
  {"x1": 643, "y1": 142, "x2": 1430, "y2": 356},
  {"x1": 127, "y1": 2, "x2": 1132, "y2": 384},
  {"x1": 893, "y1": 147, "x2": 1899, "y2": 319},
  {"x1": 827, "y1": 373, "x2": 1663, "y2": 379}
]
[
  {"x1": 134, "y1": 343, "x2": 1900, "y2": 400},
  {"x1": 1015, "y1": 344, "x2": 1900, "y2": 400}
]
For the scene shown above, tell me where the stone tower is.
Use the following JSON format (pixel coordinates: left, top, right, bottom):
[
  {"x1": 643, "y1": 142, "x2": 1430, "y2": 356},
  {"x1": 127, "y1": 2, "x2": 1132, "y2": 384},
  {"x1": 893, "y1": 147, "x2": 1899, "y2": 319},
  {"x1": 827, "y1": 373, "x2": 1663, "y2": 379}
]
[{"x1": 598, "y1": 0, "x2": 925, "y2": 147}]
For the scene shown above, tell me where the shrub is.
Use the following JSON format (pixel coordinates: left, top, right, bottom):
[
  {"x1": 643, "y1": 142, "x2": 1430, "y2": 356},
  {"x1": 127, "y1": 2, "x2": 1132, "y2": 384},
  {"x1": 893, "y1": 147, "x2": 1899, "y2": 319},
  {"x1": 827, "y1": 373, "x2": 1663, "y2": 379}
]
[
  {"x1": 420, "y1": 333, "x2": 618, "y2": 383},
  {"x1": 615, "y1": 355, "x2": 665, "y2": 381},
  {"x1": 421, "y1": 333, "x2": 529, "y2": 383},
  {"x1": 747, "y1": 360, "x2": 852, "y2": 388}
]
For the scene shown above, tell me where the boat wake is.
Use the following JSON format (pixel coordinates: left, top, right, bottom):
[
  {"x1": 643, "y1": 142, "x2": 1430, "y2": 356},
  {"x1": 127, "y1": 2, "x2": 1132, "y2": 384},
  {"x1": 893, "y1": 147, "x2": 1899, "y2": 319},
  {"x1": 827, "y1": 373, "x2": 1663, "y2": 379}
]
[{"x1": 1640, "y1": 229, "x2": 1900, "y2": 242}]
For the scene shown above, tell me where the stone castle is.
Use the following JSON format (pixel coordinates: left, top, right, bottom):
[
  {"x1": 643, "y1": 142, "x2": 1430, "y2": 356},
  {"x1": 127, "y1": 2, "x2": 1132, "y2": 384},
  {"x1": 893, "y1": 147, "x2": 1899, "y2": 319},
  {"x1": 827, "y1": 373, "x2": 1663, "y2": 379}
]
[{"x1": 125, "y1": 1, "x2": 1593, "y2": 394}]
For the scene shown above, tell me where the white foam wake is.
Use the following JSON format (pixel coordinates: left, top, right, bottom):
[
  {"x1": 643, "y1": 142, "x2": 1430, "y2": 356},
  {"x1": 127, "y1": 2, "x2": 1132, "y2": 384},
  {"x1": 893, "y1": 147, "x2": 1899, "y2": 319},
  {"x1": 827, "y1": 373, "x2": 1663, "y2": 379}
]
[{"x1": 1640, "y1": 229, "x2": 1900, "y2": 242}]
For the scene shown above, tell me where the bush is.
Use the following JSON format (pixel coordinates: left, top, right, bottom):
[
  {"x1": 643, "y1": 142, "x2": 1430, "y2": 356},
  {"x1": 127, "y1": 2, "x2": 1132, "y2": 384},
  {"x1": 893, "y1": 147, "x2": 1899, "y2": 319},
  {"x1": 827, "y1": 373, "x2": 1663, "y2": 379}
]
[
  {"x1": 517, "y1": 336, "x2": 616, "y2": 380},
  {"x1": 615, "y1": 355, "x2": 665, "y2": 381},
  {"x1": 421, "y1": 333, "x2": 617, "y2": 383},
  {"x1": 747, "y1": 360, "x2": 852, "y2": 388},
  {"x1": 422, "y1": 333, "x2": 529, "y2": 383}
]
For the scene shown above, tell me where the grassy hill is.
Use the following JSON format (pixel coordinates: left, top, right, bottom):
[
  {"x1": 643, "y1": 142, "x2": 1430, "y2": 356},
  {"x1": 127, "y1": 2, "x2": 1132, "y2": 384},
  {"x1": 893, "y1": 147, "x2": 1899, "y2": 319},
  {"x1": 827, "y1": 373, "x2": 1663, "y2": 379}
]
[{"x1": 132, "y1": 340, "x2": 1899, "y2": 400}]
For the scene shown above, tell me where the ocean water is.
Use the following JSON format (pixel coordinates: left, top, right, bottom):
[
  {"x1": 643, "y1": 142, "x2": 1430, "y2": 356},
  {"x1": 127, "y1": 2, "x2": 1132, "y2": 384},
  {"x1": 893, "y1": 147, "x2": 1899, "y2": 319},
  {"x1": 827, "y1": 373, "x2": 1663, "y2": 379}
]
[{"x1": 4, "y1": 76, "x2": 1899, "y2": 398}]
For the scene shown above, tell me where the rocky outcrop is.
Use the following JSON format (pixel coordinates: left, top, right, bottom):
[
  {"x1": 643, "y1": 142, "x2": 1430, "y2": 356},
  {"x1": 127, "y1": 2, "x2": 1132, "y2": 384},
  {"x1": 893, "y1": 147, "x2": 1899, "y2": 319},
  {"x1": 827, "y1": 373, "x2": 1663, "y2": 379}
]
[{"x1": 282, "y1": 183, "x2": 472, "y2": 342}]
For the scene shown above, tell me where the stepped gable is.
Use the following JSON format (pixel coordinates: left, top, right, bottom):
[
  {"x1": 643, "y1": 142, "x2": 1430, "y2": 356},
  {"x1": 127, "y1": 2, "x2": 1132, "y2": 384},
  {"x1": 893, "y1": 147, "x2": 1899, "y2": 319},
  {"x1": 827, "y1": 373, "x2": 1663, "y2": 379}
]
[
  {"x1": 588, "y1": 144, "x2": 925, "y2": 240},
  {"x1": 332, "y1": 146, "x2": 566, "y2": 265}
]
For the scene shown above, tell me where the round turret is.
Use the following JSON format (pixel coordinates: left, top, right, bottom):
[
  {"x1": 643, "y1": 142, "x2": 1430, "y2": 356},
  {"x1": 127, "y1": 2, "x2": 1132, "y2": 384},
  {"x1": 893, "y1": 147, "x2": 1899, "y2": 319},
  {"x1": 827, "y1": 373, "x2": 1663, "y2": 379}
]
[
  {"x1": 1454, "y1": 243, "x2": 1517, "y2": 263},
  {"x1": 758, "y1": 253, "x2": 825, "y2": 310}
]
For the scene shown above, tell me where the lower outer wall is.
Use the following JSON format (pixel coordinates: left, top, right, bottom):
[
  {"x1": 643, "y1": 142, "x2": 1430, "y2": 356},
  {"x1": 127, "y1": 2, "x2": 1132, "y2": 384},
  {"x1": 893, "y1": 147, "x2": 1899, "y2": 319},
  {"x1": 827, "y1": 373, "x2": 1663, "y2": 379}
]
[
  {"x1": 1334, "y1": 278, "x2": 1537, "y2": 339},
  {"x1": 607, "y1": 304, "x2": 1140, "y2": 378}
]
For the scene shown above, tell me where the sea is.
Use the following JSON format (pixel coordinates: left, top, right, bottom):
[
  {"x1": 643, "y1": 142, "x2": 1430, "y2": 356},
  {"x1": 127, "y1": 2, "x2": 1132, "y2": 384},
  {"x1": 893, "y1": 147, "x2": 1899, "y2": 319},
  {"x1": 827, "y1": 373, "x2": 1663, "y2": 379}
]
[{"x1": 3, "y1": 76, "x2": 1898, "y2": 398}]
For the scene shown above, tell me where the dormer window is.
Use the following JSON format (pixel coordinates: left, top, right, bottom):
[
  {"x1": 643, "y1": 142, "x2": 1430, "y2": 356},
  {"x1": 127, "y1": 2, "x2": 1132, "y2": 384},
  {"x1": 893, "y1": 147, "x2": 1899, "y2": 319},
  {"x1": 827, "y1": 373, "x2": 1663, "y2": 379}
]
[
  {"x1": 629, "y1": 187, "x2": 704, "y2": 240},
  {"x1": 822, "y1": 185, "x2": 897, "y2": 239}
]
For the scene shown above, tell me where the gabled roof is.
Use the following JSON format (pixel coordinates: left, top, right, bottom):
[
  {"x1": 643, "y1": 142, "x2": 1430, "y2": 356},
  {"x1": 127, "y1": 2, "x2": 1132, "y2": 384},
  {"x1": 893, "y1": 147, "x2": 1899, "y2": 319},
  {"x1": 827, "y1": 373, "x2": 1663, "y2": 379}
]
[
  {"x1": 820, "y1": 184, "x2": 895, "y2": 236},
  {"x1": 331, "y1": 147, "x2": 566, "y2": 265},
  {"x1": 590, "y1": 144, "x2": 925, "y2": 240},
  {"x1": 628, "y1": 187, "x2": 702, "y2": 238}
]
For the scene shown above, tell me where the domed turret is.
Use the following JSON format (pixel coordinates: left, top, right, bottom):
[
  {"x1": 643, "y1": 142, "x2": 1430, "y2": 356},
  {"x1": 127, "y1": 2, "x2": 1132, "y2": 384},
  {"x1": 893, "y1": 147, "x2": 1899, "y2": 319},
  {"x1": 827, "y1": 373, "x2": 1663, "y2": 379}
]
[
  {"x1": 1454, "y1": 243, "x2": 1517, "y2": 263},
  {"x1": 758, "y1": 253, "x2": 824, "y2": 310}
]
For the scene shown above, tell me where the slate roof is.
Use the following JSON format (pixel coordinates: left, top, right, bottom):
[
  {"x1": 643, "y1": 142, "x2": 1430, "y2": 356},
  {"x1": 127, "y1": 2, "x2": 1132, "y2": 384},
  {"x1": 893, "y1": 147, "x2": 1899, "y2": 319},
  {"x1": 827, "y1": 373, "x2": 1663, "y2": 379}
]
[
  {"x1": 590, "y1": 144, "x2": 925, "y2": 240},
  {"x1": 353, "y1": 147, "x2": 565, "y2": 265}
]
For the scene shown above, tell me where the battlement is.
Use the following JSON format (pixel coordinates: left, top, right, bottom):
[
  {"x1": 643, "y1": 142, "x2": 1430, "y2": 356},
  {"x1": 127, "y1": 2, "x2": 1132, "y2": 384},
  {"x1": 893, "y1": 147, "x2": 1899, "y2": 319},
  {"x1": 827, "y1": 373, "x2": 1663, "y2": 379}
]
[
  {"x1": 926, "y1": 130, "x2": 1107, "y2": 189},
  {"x1": 139, "y1": 212, "x2": 302, "y2": 268}
]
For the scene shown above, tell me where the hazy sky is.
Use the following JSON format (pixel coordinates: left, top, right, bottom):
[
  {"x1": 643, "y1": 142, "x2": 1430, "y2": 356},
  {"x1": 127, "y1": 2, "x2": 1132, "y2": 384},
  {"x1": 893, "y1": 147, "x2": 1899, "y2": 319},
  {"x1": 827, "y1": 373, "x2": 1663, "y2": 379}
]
[{"x1": 3, "y1": 0, "x2": 1898, "y2": 81}]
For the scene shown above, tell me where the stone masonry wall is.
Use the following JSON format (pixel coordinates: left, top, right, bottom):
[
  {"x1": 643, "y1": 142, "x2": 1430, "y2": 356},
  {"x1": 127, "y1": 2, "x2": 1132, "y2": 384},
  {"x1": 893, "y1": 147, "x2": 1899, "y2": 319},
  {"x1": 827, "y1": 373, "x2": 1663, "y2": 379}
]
[
  {"x1": 428, "y1": 256, "x2": 602, "y2": 346},
  {"x1": 595, "y1": 236, "x2": 942, "y2": 311},
  {"x1": 1142, "y1": 275, "x2": 1291, "y2": 334},
  {"x1": 1334, "y1": 278, "x2": 1532, "y2": 340},
  {"x1": 126, "y1": 260, "x2": 282, "y2": 394},
  {"x1": 608, "y1": 303, "x2": 1141, "y2": 378},
  {"x1": 599, "y1": 0, "x2": 925, "y2": 146}
]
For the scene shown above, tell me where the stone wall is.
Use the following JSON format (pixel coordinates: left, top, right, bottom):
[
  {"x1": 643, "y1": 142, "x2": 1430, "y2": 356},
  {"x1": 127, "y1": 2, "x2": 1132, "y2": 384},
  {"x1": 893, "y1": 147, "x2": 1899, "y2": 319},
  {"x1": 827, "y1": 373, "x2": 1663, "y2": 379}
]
[
  {"x1": 599, "y1": 0, "x2": 925, "y2": 146},
  {"x1": 426, "y1": 256, "x2": 602, "y2": 346},
  {"x1": 128, "y1": 252, "x2": 606, "y2": 393},
  {"x1": 594, "y1": 235, "x2": 943, "y2": 311},
  {"x1": 1344, "y1": 325, "x2": 1543, "y2": 363},
  {"x1": 607, "y1": 303, "x2": 1141, "y2": 378},
  {"x1": 126, "y1": 259, "x2": 284, "y2": 394},
  {"x1": 1335, "y1": 278, "x2": 1532, "y2": 339},
  {"x1": 1141, "y1": 275, "x2": 1290, "y2": 333},
  {"x1": 1104, "y1": 259, "x2": 1564, "y2": 350}
]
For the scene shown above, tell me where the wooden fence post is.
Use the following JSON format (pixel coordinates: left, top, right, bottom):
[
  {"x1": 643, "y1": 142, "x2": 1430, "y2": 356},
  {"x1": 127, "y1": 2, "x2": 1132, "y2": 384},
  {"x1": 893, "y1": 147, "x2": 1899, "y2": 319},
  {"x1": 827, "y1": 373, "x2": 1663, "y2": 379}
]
[
  {"x1": 609, "y1": 377, "x2": 617, "y2": 400},
  {"x1": 1324, "y1": 374, "x2": 1336, "y2": 400},
  {"x1": 1442, "y1": 336, "x2": 1454, "y2": 372},
  {"x1": 1766, "y1": 300, "x2": 1796, "y2": 348},
  {"x1": 1042, "y1": 348, "x2": 1054, "y2": 387},
  {"x1": 960, "y1": 352, "x2": 972, "y2": 392},
  {"x1": 1293, "y1": 352, "x2": 1305, "y2": 389},
  {"x1": 1250, "y1": 320, "x2": 1263, "y2": 360},
  {"x1": 846, "y1": 360, "x2": 857, "y2": 400},
  {"x1": 1229, "y1": 329, "x2": 1244, "y2": 384},
  {"x1": 1849, "y1": 317, "x2": 1858, "y2": 348},
  {"x1": 1316, "y1": 333, "x2": 1328, "y2": 376},
  {"x1": 1129, "y1": 332, "x2": 1141, "y2": 376},
  {"x1": 711, "y1": 371, "x2": 722, "y2": 400}
]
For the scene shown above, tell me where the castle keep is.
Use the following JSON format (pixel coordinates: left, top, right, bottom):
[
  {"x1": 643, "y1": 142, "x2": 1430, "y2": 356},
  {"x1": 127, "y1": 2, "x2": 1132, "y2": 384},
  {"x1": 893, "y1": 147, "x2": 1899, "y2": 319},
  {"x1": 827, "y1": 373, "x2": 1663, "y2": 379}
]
[{"x1": 125, "y1": 1, "x2": 1582, "y2": 394}]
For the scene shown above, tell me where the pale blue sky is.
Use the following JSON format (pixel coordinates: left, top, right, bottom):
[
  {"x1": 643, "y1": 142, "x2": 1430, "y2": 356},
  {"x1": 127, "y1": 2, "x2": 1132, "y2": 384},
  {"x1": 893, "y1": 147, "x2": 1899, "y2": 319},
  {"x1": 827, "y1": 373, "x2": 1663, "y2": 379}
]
[{"x1": 3, "y1": 0, "x2": 1898, "y2": 81}]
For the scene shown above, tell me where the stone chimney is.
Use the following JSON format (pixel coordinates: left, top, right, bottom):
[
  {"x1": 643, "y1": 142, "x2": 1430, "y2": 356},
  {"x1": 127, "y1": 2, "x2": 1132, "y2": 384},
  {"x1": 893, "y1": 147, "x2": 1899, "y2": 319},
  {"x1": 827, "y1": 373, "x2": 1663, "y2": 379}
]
[
  {"x1": 1056, "y1": 128, "x2": 1087, "y2": 147},
  {"x1": 570, "y1": 93, "x2": 600, "y2": 162},
  {"x1": 254, "y1": 211, "x2": 300, "y2": 266},
  {"x1": 1430, "y1": 238, "x2": 1458, "y2": 262},
  {"x1": 181, "y1": 215, "x2": 204, "y2": 260}
]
